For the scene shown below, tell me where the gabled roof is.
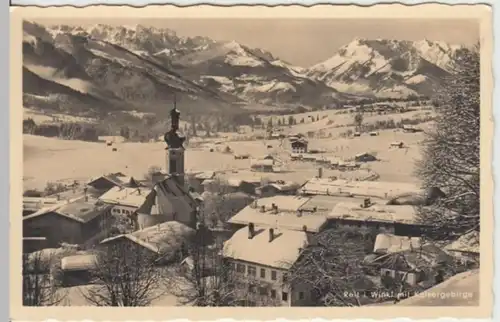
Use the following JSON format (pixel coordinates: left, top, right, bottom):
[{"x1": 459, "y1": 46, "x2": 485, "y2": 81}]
[
  {"x1": 136, "y1": 177, "x2": 197, "y2": 217},
  {"x1": 23, "y1": 200, "x2": 111, "y2": 224},
  {"x1": 98, "y1": 186, "x2": 151, "y2": 208},
  {"x1": 100, "y1": 221, "x2": 195, "y2": 255},
  {"x1": 328, "y1": 202, "x2": 419, "y2": 225},
  {"x1": 223, "y1": 226, "x2": 309, "y2": 269}
]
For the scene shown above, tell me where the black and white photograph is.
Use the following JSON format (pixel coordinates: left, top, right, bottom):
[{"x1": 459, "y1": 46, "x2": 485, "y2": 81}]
[{"x1": 12, "y1": 3, "x2": 492, "y2": 317}]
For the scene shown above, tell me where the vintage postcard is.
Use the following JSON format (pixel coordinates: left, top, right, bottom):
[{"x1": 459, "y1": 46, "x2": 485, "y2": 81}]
[{"x1": 10, "y1": 3, "x2": 493, "y2": 321}]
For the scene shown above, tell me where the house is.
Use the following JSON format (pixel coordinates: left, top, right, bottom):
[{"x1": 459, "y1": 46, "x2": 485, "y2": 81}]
[
  {"x1": 290, "y1": 153, "x2": 302, "y2": 161},
  {"x1": 300, "y1": 178, "x2": 421, "y2": 200},
  {"x1": 223, "y1": 224, "x2": 315, "y2": 306},
  {"x1": 227, "y1": 195, "x2": 331, "y2": 234},
  {"x1": 444, "y1": 231, "x2": 480, "y2": 265},
  {"x1": 87, "y1": 173, "x2": 143, "y2": 194},
  {"x1": 23, "y1": 200, "x2": 113, "y2": 248},
  {"x1": 373, "y1": 233, "x2": 423, "y2": 255},
  {"x1": 134, "y1": 177, "x2": 199, "y2": 230},
  {"x1": 369, "y1": 131, "x2": 379, "y2": 136},
  {"x1": 390, "y1": 141, "x2": 405, "y2": 149},
  {"x1": 326, "y1": 200, "x2": 428, "y2": 236},
  {"x1": 60, "y1": 254, "x2": 98, "y2": 286},
  {"x1": 364, "y1": 243, "x2": 453, "y2": 286},
  {"x1": 98, "y1": 186, "x2": 151, "y2": 217},
  {"x1": 187, "y1": 171, "x2": 216, "y2": 193},
  {"x1": 99, "y1": 221, "x2": 195, "y2": 265},
  {"x1": 301, "y1": 154, "x2": 317, "y2": 162},
  {"x1": 290, "y1": 139, "x2": 308, "y2": 154},
  {"x1": 354, "y1": 152, "x2": 377, "y2": 162},
  {"x1": 255, "y1": 181, "x2": 302, "y2": 198},
  {"x1": 250, "y1": 159, "x2": 275, "y2": 173}
]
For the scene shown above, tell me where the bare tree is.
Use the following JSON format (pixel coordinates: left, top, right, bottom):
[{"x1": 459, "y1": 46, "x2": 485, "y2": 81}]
[
  {"x1": 201, "y1": 178, "x2": 253, "y2": 228},
  {"x1": 23, "y1": 251, "x2": 66, "y2": 306},
  {"x1": 416, "y1": 46, "x2": 480, "y2": 239},
  {"x1": 354, "y1": 112, "x2": 364, "y2": 132},
  {"x1": 167, "y1": 224, "x2": 239, "y2": 306},
  {"x1": 287, "y1": 227, "x2": 378, "y2": 306},
  {"x1": 82, "y1": 242, "x2": 165, "y2": 306}
]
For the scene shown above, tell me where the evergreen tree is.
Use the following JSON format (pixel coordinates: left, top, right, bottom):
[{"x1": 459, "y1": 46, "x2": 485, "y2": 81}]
[{"x1": 416, "y1": 46, "x2": 480, "y2": 239}]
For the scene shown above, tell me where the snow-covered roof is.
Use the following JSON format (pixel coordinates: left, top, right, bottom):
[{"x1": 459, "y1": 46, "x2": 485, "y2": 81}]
[
  {"x1": 395, "y1": 270, "x2": 479, "y2": 306},
  {"x1": 223, "y1": 226, "x2": 309, "y2": 269},
  {"x1": 444, "y1": 231, "x2": 480, "y2": 254},
  {"x1": 61, "y1": 254, "x2": 98, "y2": 271},
  {"x1": 328, "y1": 202, "x2": 419, "y2": 225},
  {"x1": 100, "y1": 221, "x2": 195, "y2": 255},
  {"x1": 23, "y1": 199, "x2": 111, "y2": 224},
  {"x1": 373, "y1": 233, "x2": 423, "y2": 254},
  {"x1": 228, "y1": 196, "x2": 329, "y2": 233},
  {"x1": 98, "y1": 186, "x2": 151, "y2": 208}
]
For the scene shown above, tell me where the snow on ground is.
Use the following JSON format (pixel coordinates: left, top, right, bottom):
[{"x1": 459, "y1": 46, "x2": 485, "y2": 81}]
[
  {"x1": 23, "y1": 125, "x2": 423, "y2": 191},
  {"x1": 251, "y1": 81, "x2": 296, "y2": 93},
  {"x1": 405, "y1": 74, "x2": 429, "y2": 85},
  {"x1": 23, "y1": 108, "x2": 98, "y2": 124}
]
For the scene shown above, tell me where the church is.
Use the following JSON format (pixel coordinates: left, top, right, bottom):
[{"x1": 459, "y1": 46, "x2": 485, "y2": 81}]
[{"x1": 133, "y1": 107, "x2": 199, "y2": 230}]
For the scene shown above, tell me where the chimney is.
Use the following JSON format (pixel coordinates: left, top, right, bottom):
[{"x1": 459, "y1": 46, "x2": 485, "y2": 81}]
[
  {"x1": 302, "y1": 225, "x2": 308, "y2": 232},
  {"x1": 269, "y1": 228, "x2": 275, "y2": 242},
  {"x1": 297, "y1": 209, "x2": 303, "y2": 217},
  {"x1": 318, "y1": 167, "x2": 323, "y2": 179},
  {"x1": 137, "y1": 188, "x2": 141, "y2": 195},
  {"x1": 260, "y1": 205, "x2": 266, "y2": 213},
  {"x1": 252, "y1": 200, "x2": 258, "y2": 208},
  {"x1": 248, "y1": 223, "x2": 255, "y2": 239},
  {"x1": 56, "y1": 194, "x2": 60, "y2": 201},
  {"x1": 313, "y1": 206, "x2": 317, "y2": 213}
]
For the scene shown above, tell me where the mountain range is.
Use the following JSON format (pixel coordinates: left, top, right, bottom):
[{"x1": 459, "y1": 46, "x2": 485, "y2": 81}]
[{"x1": 22, "y1": 21, "x2": 470, "y2": 119}]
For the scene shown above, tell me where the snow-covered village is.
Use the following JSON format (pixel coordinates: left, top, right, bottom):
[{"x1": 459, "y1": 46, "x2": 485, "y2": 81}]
[{"x1": 20, "y1": 16, "x2": 482, "y2": 308}]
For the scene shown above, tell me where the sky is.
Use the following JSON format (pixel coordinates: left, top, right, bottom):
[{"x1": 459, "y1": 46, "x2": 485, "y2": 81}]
[{"x1": 35, "y1": 18, "x2": 480, "y2": 67}]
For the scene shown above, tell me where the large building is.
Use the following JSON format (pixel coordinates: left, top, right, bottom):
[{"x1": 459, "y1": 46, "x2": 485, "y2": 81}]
[
  {"x1": 222, "y1": 224, "x2": 315, "y2": 306},
  {"x1": 23, "y1": 199, "x2": 113, "y2": 248}
]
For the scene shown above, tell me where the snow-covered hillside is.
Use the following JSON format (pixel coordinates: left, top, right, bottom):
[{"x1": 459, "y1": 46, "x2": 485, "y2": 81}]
[{"x1": 307, "y1": 38, "x2": 463, "y2": 98}]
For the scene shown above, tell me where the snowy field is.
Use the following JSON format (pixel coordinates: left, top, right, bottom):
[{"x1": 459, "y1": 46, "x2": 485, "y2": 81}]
[{"x1": 23, "y1": 127, "x2": 424, "y2": 191}]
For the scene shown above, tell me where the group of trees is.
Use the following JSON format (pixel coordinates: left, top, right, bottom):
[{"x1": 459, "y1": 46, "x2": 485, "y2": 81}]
[{"x1": 23, "y1": 118, "x2": 100, "y2": 142}]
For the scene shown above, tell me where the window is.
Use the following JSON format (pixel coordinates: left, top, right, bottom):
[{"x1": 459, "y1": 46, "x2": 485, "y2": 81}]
[
  {"x1": 271, "y1": 270, "x2": 277, "y2": 281},
  {"x1": 259, "y1": 287, "x2": 268, "y2": 296},
  {"x1": 248, "y1": 266, "x2": 256, "y2": 277},
  {"x1": 248, "y1": 285, "x2": 256, "y2": 293},
  {"x1": 299, "y1": 292, "x2": 304, "y2": 300},
  {"x1": 169, "y1": 159, "x2": 177, "y2": 174},
  {"x1": 270, "y1": 290, "x2": 276, "y2": 299},
  {"x1": 282, "y1": 292, "x2": 288, "y2": 301},
  {"x1": 260, "y1": 268, "x2": 266, "y2": 279},
  {"x1": 236, "y1": 263, "x2": 245, "y2": 274},
  {"x1": 282, "y1": 274, "x2": 288, "y2": 283}
]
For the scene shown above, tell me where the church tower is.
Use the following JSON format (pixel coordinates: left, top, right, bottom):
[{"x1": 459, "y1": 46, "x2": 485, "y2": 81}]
[{"x1": 164, "y1": 100, "x2": 186, "y2": 187}]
